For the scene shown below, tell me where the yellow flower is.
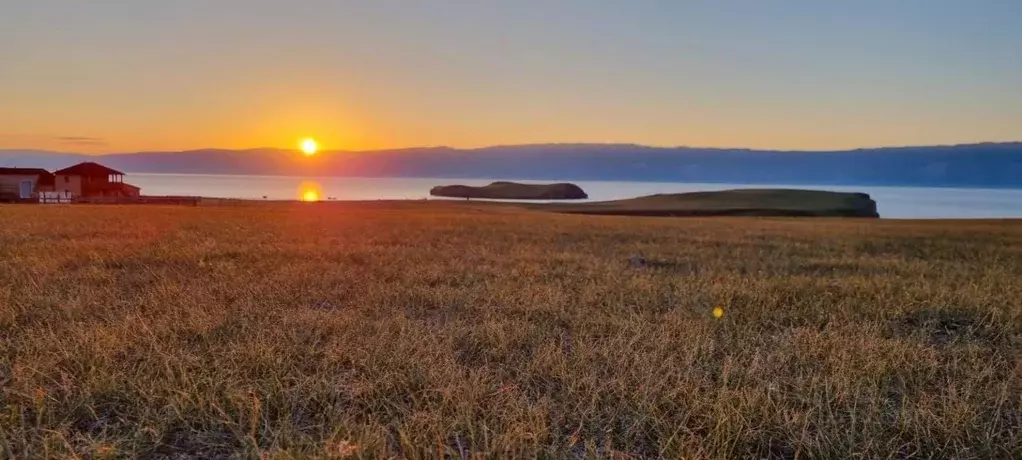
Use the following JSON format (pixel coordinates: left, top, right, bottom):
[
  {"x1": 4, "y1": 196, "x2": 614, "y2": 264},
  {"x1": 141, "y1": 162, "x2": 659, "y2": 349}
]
[{"x1": 712, "y1": 306, "x2": 725, "y2": 319}]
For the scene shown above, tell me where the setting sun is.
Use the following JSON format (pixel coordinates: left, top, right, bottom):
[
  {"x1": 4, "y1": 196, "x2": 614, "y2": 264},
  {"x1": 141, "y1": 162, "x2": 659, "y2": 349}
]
[{"x1": 300, "y1": 138, "x2": 318, "y2": 156}]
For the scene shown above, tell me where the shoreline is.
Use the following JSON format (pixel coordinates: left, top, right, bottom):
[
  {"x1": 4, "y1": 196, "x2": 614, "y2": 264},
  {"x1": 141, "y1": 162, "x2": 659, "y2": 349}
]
[{"x1": 20, "y1": 197, "x2": 1020, "y2": 221}]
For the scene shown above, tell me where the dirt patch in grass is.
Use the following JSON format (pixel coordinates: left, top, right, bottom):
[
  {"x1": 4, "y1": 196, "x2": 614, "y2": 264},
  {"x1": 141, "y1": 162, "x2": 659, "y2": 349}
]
[{"x1": 892, "y1": 307, "x2": 1017, "y2": 349}]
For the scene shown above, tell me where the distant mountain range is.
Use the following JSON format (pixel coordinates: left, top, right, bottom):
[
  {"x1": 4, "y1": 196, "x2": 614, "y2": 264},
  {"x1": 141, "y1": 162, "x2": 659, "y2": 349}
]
[{"x1": 1, "y1": 142, "x2": 1020, "y2": 188}]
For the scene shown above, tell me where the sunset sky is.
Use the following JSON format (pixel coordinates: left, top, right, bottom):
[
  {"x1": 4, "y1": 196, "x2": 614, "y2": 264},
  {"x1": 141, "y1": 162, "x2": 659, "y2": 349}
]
[{"x1": 2, "y1": 1, "x2": 1020, "y2": 154}]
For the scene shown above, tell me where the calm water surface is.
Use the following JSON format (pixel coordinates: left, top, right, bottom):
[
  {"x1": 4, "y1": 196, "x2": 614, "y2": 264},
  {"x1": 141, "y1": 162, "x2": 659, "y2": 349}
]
[{"x1": 129, "y1": 173, "x2": 1022, "y2": 219}]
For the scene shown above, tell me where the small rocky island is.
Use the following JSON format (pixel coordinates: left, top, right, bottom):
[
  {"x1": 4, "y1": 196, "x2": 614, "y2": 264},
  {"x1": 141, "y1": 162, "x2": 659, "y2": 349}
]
[
  {"x1": 430, "y1": 181, "x2": 588, "y2": 200},
  {"x1": 534, "y1": 189, "x2": 880, "y2": 217}
]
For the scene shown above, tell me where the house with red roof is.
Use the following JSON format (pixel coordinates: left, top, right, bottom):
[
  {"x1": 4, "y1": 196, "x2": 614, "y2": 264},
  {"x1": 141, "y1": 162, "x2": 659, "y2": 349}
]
[
  {"x1": 0, "y1": 161, "x2": 141, "y2": 202},
  {"x1": 53, "y1": 162, "x2": 141, "y2": 198}
]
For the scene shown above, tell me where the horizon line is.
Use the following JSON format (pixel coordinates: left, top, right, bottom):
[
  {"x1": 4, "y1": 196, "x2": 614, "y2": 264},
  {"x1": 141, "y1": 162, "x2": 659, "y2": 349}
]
[{"x1": 2, "y1": 140, "x2": 1021, "y2": 156}]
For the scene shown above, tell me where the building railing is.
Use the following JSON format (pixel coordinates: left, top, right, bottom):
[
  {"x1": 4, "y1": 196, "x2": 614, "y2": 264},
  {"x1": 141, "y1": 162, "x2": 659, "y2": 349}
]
[{"x1": 38, "y1": 191, "x2": 74, "y2": 204}]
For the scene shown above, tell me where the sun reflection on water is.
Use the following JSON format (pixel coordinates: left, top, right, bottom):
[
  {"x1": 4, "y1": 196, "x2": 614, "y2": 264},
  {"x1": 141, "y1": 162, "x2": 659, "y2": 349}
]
[{"x1": 297, "y1": 181, "x2": 323, "y2": 202}]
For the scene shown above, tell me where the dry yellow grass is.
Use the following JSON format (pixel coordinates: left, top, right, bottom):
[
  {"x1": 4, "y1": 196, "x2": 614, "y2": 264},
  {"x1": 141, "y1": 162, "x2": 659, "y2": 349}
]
[{"x1": 1, "y1": 202, "x2": 1020, "y2": 459}]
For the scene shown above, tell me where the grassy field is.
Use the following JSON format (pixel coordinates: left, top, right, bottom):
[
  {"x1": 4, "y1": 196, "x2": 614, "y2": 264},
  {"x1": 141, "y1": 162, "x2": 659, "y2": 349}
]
[{"x1": 1, "y1": 202, "x2": 1020, "y2": 459}]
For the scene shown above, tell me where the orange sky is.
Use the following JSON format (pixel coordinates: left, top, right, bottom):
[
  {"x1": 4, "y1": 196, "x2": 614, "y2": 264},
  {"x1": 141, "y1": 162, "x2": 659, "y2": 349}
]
[{"x1": 2, "y1": 2, "x2": 1020, "y2": 154}]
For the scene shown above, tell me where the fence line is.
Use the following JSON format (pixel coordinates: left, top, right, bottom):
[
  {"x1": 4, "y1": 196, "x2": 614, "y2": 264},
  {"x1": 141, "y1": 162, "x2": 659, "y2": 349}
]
[
  {"x1": 38, "y1": 191, "x2": 74, "y2": 204},
  {"x1": 74, "y1": 196, "x2": 201, "y2": 206}
]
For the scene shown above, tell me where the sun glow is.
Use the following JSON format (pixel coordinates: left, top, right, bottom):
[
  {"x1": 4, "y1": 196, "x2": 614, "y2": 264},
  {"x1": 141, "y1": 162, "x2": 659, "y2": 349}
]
[
  {"x1": 298, "y1": 181, "x2": 323, "y2": 202},
  {"x1": 300, "y1": 138, "x2": 318, "y2": 156}
]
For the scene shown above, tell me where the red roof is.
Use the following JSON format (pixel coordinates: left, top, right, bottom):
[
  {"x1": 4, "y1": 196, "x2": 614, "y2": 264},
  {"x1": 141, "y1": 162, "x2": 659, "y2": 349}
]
[
  {"x1": 53, "y1": 162, "x2": 125, "y2": 176},
  {"x1": 0, "y1": 167, "x2": 55, "y2": 186},
  {"x1": 0, "y1": 167, "x2": 50, "y2": 175}
]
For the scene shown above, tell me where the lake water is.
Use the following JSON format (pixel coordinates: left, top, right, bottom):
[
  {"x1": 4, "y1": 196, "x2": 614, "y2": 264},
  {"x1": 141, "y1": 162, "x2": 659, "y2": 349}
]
[{"x1": 129, "y1": 173, "x2": 1022, "y2": 219}]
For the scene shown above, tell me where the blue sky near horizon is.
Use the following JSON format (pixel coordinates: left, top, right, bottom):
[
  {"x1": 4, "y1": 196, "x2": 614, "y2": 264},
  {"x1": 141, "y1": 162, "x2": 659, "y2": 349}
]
[{"x1": 1, "y1": 0, "x2": 1020, "y2": 153}]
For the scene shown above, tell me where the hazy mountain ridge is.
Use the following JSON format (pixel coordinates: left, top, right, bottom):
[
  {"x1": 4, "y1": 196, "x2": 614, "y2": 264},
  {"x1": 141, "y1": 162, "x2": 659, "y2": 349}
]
[{"x1": 2, "y1": 142, "x2": 1020, "y2": 188}]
